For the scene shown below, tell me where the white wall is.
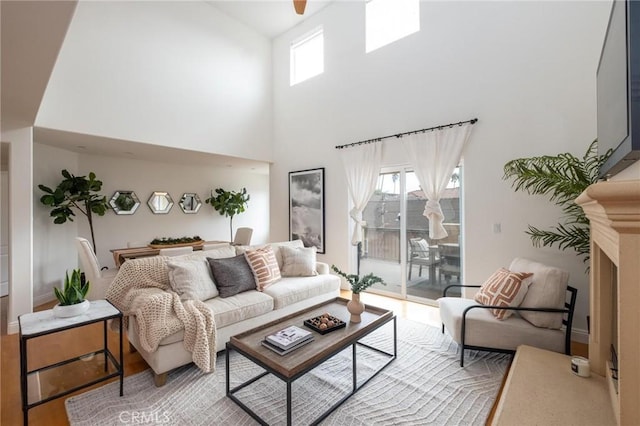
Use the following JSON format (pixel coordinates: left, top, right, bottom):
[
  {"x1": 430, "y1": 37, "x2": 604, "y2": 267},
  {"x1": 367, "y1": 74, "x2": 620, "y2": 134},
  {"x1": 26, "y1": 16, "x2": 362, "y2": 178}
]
[
  {"x1": 33, "y1": 143, "x2": 79, "y2": 306},
  {"x1": 33, "y1": 144, "x2": 269, "y2": 303},
  {"x1": 271, "y1": 1, "x2": 612, "y2": 336},
  {"x1": 36, "y1": 1, "x2": 273, "y2": 162}
]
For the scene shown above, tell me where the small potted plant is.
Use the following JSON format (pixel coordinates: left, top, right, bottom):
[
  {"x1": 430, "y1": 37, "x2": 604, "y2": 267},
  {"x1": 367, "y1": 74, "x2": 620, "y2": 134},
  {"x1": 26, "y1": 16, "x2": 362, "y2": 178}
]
[
  {"x1": 52, "y1": 269, "x2": 91, "y2": 318},
  {"x1": 331, "y1": 265, "x2": 385, "y2": 323}
]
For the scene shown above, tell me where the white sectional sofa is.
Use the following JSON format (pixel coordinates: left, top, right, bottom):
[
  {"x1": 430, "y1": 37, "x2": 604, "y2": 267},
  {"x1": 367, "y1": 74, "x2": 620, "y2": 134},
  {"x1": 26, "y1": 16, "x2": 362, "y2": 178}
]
[{"x1": 111, "y1": 240, "x2": 341, "y2": 386}]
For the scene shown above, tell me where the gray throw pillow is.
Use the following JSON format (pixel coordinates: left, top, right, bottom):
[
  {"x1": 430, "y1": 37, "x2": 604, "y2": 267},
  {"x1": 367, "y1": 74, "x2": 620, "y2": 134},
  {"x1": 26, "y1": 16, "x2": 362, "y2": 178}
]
[{"x1": 207, "y1": 254, "x2": 256, "y2": 298}]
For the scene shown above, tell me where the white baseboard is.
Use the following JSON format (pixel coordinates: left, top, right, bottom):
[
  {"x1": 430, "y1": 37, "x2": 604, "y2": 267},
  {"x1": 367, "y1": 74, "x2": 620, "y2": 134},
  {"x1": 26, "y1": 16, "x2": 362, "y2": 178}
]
[{"x1": 572, "y1": 328, "x2": 589, "y2": 344}]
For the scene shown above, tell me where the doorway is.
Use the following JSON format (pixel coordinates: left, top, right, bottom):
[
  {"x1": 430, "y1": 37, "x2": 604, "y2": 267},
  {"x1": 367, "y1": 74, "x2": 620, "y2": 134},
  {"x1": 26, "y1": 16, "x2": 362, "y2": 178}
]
[{"x1": 358, "y1": 167, "x2": 462, "y2": 303}]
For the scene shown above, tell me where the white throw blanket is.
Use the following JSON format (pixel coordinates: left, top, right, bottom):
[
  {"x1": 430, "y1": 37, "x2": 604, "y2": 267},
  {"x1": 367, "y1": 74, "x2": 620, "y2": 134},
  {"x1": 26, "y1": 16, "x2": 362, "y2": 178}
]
[{"x1": 105, "y1": 255, "x2": 216, "y2": 373}]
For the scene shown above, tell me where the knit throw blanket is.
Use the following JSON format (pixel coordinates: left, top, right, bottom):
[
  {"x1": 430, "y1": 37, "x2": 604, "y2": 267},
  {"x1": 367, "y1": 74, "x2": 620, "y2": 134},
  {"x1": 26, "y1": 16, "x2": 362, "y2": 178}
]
[{"x1": 105, "y1": 255, "x2": 216, "y2": 373}]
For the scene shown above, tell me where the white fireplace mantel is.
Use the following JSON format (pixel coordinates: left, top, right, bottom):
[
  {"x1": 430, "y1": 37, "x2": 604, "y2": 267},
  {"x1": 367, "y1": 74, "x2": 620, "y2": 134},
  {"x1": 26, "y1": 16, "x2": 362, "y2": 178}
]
[{"x1": 576, "y1": 179, "x2": 640, "y2": 426}]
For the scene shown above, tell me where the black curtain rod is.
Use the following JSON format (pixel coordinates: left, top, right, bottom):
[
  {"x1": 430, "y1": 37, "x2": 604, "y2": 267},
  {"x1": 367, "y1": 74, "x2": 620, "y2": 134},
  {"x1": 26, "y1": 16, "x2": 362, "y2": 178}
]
[{"x1": 335, "y1": 118, "x2": 478, "y2": 150}]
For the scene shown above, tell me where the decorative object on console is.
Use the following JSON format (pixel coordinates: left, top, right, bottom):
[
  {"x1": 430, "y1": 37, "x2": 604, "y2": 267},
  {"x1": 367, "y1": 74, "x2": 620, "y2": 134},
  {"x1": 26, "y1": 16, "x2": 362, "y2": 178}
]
[
  {"x1": 148, "y1": 236, "x2": 204, "y2": 248},
  {"x1": 205, "y1": 187, "x2": 250, "y2": 241},
  {"x1": 179, "y1": 193, "x2": 202, "y2": 214},
  {"x1": 330, "y1": 265, "x2": 385, "y2": 323},
  {"x1": 38, "y1": 169, "x2": 109, "y2": 253},
  {"x1": 147, "y1": 191, "x2": 174, "y2": 214},
  {"x1": 52, "y1": 269, "x2": 91, "y2": 318},
  {"x1": 109, "y1": 190, "x2": 140, "y2": 215},
  {"x1": 502, "y1": 140, "x2": 612, "y2": 264},
  {"x1": 289, "y1": 168, "x2": 325, "y2": 254}
]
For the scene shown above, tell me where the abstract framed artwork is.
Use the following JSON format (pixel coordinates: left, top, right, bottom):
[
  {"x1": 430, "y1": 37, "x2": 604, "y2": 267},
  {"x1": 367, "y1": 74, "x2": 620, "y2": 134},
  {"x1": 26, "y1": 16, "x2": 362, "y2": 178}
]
[{"x1": 289, "y1": 167, "x2": 325, "y2": 254}]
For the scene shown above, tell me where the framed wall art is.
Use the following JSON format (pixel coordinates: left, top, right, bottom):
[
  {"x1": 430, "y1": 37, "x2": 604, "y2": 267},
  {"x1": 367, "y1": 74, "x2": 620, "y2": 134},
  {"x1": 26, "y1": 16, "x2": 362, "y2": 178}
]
[{"x1": 289, "y1": 167, "x2": 325, "y2": 254}]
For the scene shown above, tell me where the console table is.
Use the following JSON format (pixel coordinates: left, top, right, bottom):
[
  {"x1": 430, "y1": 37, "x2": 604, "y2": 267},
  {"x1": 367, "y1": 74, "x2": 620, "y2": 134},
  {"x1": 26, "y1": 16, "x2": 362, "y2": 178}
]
[
  {"x1": 491, "y1": 345, "x2": 615, "y2": 425},
  {"x1": 19, "y1": 300, "x2": 123, "y2": 425}
]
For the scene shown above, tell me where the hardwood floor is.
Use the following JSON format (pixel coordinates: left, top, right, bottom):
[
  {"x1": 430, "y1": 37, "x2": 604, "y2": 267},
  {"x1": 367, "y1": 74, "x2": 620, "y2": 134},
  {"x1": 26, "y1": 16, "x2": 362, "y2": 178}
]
[{"x1": 0, "y1": 292, "x2": 585, "y2": 425}]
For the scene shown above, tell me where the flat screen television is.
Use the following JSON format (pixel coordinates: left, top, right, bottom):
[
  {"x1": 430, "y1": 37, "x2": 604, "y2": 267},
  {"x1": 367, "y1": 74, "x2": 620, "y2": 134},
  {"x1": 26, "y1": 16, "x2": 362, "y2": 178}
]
[{"x1": 597, "y1": 0, "x2": 640, "y2": 178}]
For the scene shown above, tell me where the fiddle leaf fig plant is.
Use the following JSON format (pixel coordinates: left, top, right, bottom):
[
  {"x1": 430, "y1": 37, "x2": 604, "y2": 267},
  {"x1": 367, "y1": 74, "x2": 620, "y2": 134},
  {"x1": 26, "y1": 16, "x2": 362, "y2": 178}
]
[
  {"x1": 54, "y1": 269, "x2": 90, "y2": 306},
  {"x1": 38, "y1": 169, "x2": 109, "y2": 253},
  {"x1": 205, "y1": 187, "x2": 250, "y2": 241},
  {"x1": 502, "y1": 140, "x2": 611, "y2": 263}
]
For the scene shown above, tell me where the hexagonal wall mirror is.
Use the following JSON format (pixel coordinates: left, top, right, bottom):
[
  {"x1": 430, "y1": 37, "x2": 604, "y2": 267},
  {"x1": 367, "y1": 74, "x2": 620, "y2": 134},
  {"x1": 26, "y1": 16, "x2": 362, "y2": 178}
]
[
  {"x1": 147, "y1": 191, "x2": 174, "y2": 214},
  {"x1": 179, "y1": 193, "x2": 202, "y2": 214},
  {"x1": 109, "y1": 191, "x2": 141, "y2": 215}
]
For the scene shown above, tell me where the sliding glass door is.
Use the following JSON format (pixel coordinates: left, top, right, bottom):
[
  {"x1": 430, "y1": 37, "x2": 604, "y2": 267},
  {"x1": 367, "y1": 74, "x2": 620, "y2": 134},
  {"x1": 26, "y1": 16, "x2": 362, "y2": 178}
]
[{"x1": 358, "y1": 167, "x2": 462, "y2": 302}]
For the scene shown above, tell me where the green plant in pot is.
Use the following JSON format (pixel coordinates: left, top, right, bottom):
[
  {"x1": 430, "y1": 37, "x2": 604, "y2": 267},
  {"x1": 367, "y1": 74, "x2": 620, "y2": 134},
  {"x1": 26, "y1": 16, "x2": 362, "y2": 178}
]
[
  {"x1": 52, "y1": 269, "x2": 91, "y2": 318},
  {"x1": 38, "y1": 170, "x2": 109, "y2": 253},
  {"x1": 331, "y1": 265, "x2": 386, "y2": 323},
  {"x1": 205, "y1": 187, "x2": 250, "y2": 242},
  {"x1": 503, "y1": 140, "x2": 611, "y2": 265}
]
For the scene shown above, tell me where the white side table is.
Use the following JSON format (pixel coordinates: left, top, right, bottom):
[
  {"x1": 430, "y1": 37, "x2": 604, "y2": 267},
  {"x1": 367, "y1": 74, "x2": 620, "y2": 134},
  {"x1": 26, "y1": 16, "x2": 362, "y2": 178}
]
[{"x1": 19, "y1": 299, "x2": 123, "y2": 425}]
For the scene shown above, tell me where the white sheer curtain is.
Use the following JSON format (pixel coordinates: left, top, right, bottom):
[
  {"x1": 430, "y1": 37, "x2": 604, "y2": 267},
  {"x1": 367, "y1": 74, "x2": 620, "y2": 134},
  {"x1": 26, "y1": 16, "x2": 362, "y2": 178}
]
[
  {"x1": 401, "y1": 123, "x2": 474, "y2": 240},
  {"x1": 340, "y1": 143, "x2": 382, "y2": 245}
]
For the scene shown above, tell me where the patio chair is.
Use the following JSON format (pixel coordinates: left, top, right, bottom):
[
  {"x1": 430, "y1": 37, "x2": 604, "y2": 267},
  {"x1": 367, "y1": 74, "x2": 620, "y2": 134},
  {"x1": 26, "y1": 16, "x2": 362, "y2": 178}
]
[{"x1": 407, "y1": 238, "x2": 439, "y2": 281}]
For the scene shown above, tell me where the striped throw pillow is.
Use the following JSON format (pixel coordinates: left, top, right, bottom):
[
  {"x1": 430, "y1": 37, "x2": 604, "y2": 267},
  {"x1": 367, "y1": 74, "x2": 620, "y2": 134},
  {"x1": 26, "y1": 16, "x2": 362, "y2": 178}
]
[
  {"x1": 244, "y1": 246, "x2": 281, "y2": 291},
  {"x1": 474, "y1": 268, "x2": 533, "y2": 320}
]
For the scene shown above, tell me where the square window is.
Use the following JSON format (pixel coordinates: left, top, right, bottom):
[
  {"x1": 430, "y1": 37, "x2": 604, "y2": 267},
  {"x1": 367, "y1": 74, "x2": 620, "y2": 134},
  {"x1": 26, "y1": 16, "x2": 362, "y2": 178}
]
[
  {"x1": 290, "y1": 26, "x2": 324, "y2": 86},
  {"x1": 366, "y1": 0, "x2": 420, "y2": 53}
]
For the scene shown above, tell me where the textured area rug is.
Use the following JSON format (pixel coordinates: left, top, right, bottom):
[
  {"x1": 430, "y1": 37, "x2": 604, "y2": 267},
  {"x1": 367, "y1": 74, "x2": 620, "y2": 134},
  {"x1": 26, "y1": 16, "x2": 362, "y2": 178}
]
[{"x1": 66, "y1": 319, "x2": 509, "y2": 425}]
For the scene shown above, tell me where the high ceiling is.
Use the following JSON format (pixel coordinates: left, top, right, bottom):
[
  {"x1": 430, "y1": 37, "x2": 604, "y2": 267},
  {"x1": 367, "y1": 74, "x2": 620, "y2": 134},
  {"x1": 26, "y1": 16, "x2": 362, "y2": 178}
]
[
  {"x1": 210, "y1": 1, "x2": 333, "y2": 39},
  {"x1": 1, "y1": 0, "x2": 335, "y2": 173}
]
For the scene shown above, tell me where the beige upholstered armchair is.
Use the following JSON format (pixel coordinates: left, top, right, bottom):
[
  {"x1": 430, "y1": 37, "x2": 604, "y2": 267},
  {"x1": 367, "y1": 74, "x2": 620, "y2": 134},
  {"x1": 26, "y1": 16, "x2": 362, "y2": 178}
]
[{"x1": 438, "y1": 258, "x2": 577, "y2": 366}]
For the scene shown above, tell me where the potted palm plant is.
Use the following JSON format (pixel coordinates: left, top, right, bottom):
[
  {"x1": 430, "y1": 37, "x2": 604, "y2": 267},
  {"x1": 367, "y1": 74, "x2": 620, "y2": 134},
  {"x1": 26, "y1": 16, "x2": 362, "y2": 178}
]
[
  {"x1": 503, "y1": 140, "x2": 612, "y2": 265},
  {"x1": 331, "y1": 265, "x2": 385, "y2": 322},
  {"x1": 52, "y1": 269, "x2": 91, "y2": 318}
]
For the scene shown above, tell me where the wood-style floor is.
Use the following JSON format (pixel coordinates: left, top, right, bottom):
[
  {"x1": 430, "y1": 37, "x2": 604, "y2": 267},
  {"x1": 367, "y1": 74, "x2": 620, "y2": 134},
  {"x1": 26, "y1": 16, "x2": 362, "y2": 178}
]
[{"x1": 0, "y1": 292, "x2": 585, "y2": 426}]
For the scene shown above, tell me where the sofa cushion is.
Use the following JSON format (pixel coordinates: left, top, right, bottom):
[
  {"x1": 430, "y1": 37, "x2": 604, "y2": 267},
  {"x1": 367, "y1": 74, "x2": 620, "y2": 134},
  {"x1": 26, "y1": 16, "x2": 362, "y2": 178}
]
[
  {"x1": 167, "y1": 258, "x2": 218, "y2": 301},
  {"x1": 280, "y1": 246, "x2": 318, "y2": 277},
  {"x1": 509, "y1": 258, "x2": 569, "y2": 329},
  {"x1": 244, "y1": 246, "x2": 281, "y2": 291},
  {"x1": 207, "y1": 254, "x2": 256, "y2": 297},
  {"x1": 158, "y1": 290, "x2": 274, "y2": 345},
  {"x1": 474, "y1": 268, "x2": 533, "y2": 320},
  {"x1": 269, "y1": 240, "x2": 305, "y2": 269},
  {"x1": 263, "y1": 274, "x2": 340, "y2": 310},
  {"x1": 204, "y1": 290, "x2": 274, "y2": 329},
  {"x1": 438, "y1": 296, "x2": 565, "y2": 353},
  {"x1": 200, "y1": 245, "x2": 236, "y2": 259}
]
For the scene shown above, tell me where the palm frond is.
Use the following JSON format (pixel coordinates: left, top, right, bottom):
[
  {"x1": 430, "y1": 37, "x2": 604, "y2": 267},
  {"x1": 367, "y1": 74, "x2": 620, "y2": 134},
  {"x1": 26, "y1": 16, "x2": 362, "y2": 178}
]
[{"x1": 504, "y1": 140, "x2": 611, "y2": 264}]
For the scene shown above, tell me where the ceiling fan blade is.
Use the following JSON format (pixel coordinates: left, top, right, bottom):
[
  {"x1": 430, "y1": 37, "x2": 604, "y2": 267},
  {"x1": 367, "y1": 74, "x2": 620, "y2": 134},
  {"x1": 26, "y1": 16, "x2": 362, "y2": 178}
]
[{"x1": 294, "y1": 0, "x2": 307, "y2": 15}]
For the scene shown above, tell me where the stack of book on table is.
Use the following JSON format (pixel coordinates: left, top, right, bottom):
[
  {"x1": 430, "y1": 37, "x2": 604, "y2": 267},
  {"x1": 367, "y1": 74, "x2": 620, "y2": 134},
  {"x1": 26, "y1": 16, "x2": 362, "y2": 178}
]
[{"x1": 262, "y1": 325, "x2": 314, "y2": 355}]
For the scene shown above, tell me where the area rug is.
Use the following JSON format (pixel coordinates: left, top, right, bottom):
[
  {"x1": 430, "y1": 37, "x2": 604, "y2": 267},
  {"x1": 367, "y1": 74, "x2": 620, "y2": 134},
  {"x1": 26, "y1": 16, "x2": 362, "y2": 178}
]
[{"x1": 66, "y1": 319, "x2": 510, "y2": 425}]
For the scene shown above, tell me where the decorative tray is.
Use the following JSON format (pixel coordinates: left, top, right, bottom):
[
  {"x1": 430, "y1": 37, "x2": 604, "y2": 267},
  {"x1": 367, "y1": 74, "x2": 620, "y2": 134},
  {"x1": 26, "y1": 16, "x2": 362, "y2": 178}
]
[
  {"x1": 148, "y1": 241, "x2": 205, "y2": 249},
  {"x1": 303, "y1": 313, "x2": 346, "y2": 335}
]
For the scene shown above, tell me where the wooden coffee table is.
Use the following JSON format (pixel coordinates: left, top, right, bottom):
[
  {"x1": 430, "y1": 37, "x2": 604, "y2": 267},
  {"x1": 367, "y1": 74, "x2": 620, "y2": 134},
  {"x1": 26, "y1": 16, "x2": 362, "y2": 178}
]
[{"x1": 226, "y1": 297, "x2": 396, "y2": 425}]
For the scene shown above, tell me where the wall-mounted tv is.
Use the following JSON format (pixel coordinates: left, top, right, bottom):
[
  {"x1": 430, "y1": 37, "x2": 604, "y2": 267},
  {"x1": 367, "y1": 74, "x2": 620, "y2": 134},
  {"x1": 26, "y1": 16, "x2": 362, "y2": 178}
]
[{"x1": 597, "y1": 0, "x2": 640, "y2": 178}]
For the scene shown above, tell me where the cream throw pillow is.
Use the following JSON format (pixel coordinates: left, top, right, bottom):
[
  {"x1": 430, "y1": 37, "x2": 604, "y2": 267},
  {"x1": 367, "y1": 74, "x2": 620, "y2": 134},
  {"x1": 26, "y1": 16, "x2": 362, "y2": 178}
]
[
  {"x1": 167, "y1": 258, "x2": 218, "y2": 301},
  {"x1": 509, "y1": 258, "x2": 569, "y2": 329},
  {"x1": 280, "y1": 245, "x2": 317, "y2": 277},
  {"x1": 244, "y1": 246, "x2": 281, "y2": 291},
  {"x1": 474, "y1": 268, "x2": 533, "y2": 320}
]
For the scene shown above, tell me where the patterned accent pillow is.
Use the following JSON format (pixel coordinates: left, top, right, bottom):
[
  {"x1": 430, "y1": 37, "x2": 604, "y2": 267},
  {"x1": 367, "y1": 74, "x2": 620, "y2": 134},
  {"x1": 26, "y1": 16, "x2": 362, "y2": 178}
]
[
  {"x1": 280, "y1": 246, "x2": 318, "y2": 277},
  {"x1": 474, "y1": 268, "x2": 533, "y2": 320},
  {"x1": 244, "y1": 246, "x2": 281, "y2": 291},
  {"x1": 167, "y1": 258, "x2": 218, "y2": 301},
  {"x1": 207, "y1": 254, "x2": 256, "y2": 298}
]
